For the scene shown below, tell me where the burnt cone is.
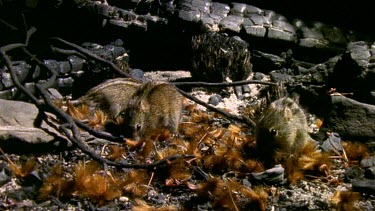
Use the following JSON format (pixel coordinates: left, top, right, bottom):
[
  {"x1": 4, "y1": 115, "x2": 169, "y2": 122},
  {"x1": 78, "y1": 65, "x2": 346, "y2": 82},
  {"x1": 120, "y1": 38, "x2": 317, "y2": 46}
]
[{"x1": 191, "y1": 33, "x2": 252, "y2": 82}]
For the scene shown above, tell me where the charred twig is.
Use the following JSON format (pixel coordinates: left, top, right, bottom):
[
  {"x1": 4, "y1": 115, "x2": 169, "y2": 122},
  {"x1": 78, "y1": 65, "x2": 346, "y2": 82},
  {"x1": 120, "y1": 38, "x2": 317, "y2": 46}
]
[
  {"x1": 74, "y1": 120, "x2": 124, "y2": 143},
  {"x1": 23, "y1": 46, "x2": 122, "y2": 143},
  {"x1": 0, "y1": 44, "x2": 40, "y2": 104},
  {"x1": 176, "y1": 88, "x2": 256, "y2": 127},
  {"x1": 50, "y1": 197, "x2": 67, "y2": 209},
  {"x1": 1, "y1": 41, "x2": 102, "y2": 164},
  {"x1": 22, "y1": 48, "x2": 59, "y2": 90},
  {"x1": 172, "y1": 80, "x2": 278, "y2": 87},
  {"x1": 0, "y1": 43, "x2": 25, "y2": 53},
  {"x1": 25, "y1": 27, "x2": 36, "y2": 46},
  {"x1": 50, "y1": 37, "x2": 135, "y2": 79},
  {"x1": 50, "y1": 46, "x2": 87, "y2": 59},
  {"x1": 0, "y1": 18, "x2": 19, "y2": 31}
]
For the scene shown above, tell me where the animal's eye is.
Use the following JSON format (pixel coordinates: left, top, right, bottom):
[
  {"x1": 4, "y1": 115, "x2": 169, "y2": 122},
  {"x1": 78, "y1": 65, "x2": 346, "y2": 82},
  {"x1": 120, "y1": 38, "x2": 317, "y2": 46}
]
[
  {"x1": 270, "y1": 129, "x2": 277, "y2": 136},
  {"x1": 136, "y1": 124, "x2": 141, "y2": 131}
]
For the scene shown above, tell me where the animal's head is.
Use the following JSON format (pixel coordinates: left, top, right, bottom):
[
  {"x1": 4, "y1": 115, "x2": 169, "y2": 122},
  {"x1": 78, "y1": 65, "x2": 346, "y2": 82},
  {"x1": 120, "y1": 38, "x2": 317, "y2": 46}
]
[
  {"x1": 255, "y1": 99, "x2": 296, "y2": 153},
  {"x1": 125, "y1": 99, "x2": 150, "y2": 140}
]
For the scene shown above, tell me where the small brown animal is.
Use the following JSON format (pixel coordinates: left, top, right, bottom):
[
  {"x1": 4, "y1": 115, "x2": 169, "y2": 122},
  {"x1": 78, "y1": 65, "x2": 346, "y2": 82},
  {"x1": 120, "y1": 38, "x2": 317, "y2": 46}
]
[
  {"x1": 121, "y1": 82, "x2": 183, "y2": 140},
  {"x1": 255, "y1": 97, "x2": 310, "y2": 168},
  {"x1": 78, "y1": 78, "x2": 142, "y2": 118}
]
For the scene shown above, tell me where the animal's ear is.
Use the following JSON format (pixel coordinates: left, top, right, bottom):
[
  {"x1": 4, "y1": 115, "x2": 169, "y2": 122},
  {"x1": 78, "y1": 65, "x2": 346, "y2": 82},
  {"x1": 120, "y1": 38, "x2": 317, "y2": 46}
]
[
  {"x1": 283, "y1": 107, "x2": 293, "y2": 121},
  {"x1": 140, "y1": 100, "x2": 150, "y2": 111}
]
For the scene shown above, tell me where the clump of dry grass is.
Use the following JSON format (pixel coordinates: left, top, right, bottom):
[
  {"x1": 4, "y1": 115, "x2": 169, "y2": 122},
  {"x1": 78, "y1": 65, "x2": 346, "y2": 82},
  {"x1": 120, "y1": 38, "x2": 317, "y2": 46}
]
[
  {"x1": 39, "y1": 161, "x2": 123, "y2": 206},
  {"x1": 330, "y1": 190, "x2": 361, "y2": 211}
]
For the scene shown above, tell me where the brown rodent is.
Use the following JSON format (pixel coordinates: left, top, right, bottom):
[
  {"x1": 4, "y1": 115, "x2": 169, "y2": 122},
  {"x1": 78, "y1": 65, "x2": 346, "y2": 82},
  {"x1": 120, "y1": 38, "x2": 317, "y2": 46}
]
[
  {"x1": 121, "y1": 82, "x2": 183, "y2": 140},
  {"x1": 78, "y1": 78, "x2": 142, "y2": 118},
  {"x1": 255, "y1": 97, "x2": 310, "y2": 168}
]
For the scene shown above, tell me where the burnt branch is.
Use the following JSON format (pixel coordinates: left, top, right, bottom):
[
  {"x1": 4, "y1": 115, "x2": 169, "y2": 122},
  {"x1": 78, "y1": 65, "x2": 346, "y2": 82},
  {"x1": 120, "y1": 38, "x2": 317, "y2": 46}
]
[
  {"x1": 74, "y1": 120, "x2": 124, "y2": 143},
  {"x1": 50, "y1": 37, "x2": 135, "y2": 79},
  {"x1": 172, "y1": 80, "x2": 277, "y2": 87},
  {"x1": 50, "y1": 46, "x2": 87, "y2": 59},
  {"x1": 25, "y1": 27, "x2": 37, "y2": 46},
  {"x1": 22, "y1": 48, "x2": 59, "y2": 90},
  {"x1": 0, "y1": 18, "x2": 19, "y2": 31},
  {"x1": 176, "y1": 88, "x2": 256, "y2": 127},
  {"x1": 22, "y1": 46, "x2": 124, "y2": 142},
  {"x1": 0, "y1": 44, "x2": 40, "y2": 104}
]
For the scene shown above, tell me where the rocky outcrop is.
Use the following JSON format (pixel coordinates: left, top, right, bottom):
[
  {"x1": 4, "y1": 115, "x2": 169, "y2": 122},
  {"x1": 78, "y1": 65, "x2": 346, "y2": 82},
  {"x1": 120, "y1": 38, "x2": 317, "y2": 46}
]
[
  {"x1": 0, "y1": 99, "x2": 69, "y2": 153},
  {"x1": 320, "y1": 95, "x2": 375, "y2": 140}
]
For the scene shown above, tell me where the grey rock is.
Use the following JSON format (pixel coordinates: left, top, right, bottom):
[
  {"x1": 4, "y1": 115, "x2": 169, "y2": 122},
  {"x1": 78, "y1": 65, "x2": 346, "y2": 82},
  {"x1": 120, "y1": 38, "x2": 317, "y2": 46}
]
[
  {"x1": 307, "y1": 56, "x2": 341, "y2": 84},
  {"x1": 178, "y1": 9, "x2": 201, "y2": 22},
  {"x1": 321, "y1": 95, "x2": 375, "y2": 140},
  {"x1": 365, "y1": 167, "x2": 375, "y2": 179},
  {"x1": 320, "y1": 132, "x2": 343, "y2": 153},
  {"x1": 261, "y1": 10, "x2": 274, "y2": 26},
  {"x1": 268, "y1": 27, "x2": 295, "y2": 42},
  {"x1": 252, "y1": 72, "x2": 267, "y2": 80},
  {"x1": 1, "y1": 72, "x2": 13, "y2": 88},
  {"x1": 328, "y1": 42, "x2": 375, "y2": 101},
  {"x1": 58, "y1": 61, "x2": 72, "y2": 74},
  {"x1": 67, "y1": 55, "x2": 85, "y2": 72},
  {"x1": 0, "y1": 90, "x2": 12, "y2": 100},
  {"x1": 219, "y1": 15, "x2": 243, "y2": 32},
  {"x1": 234, "y1": 86, "x2": 243, "y2": 100},
  {"x1": 174, "y1": 1, "x2": 366, "y2": 52},
  {"x1": 0, "y1": 162, "x2": 12, "y2": 186},
  {"x1": 317, "y1": 23, "x2": 348, "y2": 46},
  {"x1": 129, "y1": 68, "x2": 145, "y2": 80},
  {"x1": 361, "y1": 156, "x2": 375, "y2": 168},
  {"x1": 44, "y1": 60, "x2": 71, "y2": 75},
  {"x1": 248, "y1": 14, "x2": 264, "y2": 25},
  {"x1": 113, "y1": 39, "x2": 124, "y2": 46},
  {"x1": 0, "y1": 99, "x2": 68, "y2": 152},
  {"x1": 296, "y1": 22, "x2": 329, "y2": 48},
  {"x1": 1, "y1": 61, "x2": 31, "y2": 89},
  {"x1": 200, "y1": 15, "x2": 216, "y2": 31},
  {"x1": 352, "y1": 179, "x2": 375, "y2": 195},
  {"x1": 32, "y1": 65, "x2": 41, "y2": 79},
  {"x1": 270, "y1": 71, "x2": 294, "y2": 83},
  {"x1": 12, "y1": 61, "x2": 31, "y2": 83},
  {"x1": 211, "y1": 2, "x2": 230, "y2": 17},
  {"x1": 243, "y1": 5, "x2": 263, "y2": 16},
  {"x1": 57, "y1": 77, "x2": 74, "y2": 89},
  {"x1": 208, "y1": 94, "x2": 222, "y2": 106},
  {"x1": 108, "y1": 19, "x2": 130, "y2": 28},
  {"x1": 242, "y1": 84, "x2": 251, "y2": 93},
  {"x1": 230, "y1": 3, "x2": 247, "y2": 15},
  {"x1": 268, "y1": 19, "x2": 296, "y2": 42},
  {"x1": 243, "y1": 17, "x2": 267, "y2": 37},
  {"x1": 179, "y1": 0, "x2": 211, "y2": 22},
  {"x1": 299, "y1": 38, "x2": 329, "y2": 48},
  {"x1": 344, "y1": 165, "x2": 364, "y2": 182},
  {"x1": 250, "y1": 164, "x2": 285, "y2": 184},
  {"x1": 300, "y1": 26, "x2": 325, "y2": 40},
  {"x1": 47, "y1": 88, "x2": 64, "y2": 100},
  {"x1": 96, "y1": 3, "x2": 110, "y2": 17},
  {"x1": 251, "y1": 50, "x2": 287, "y2": 72}
]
